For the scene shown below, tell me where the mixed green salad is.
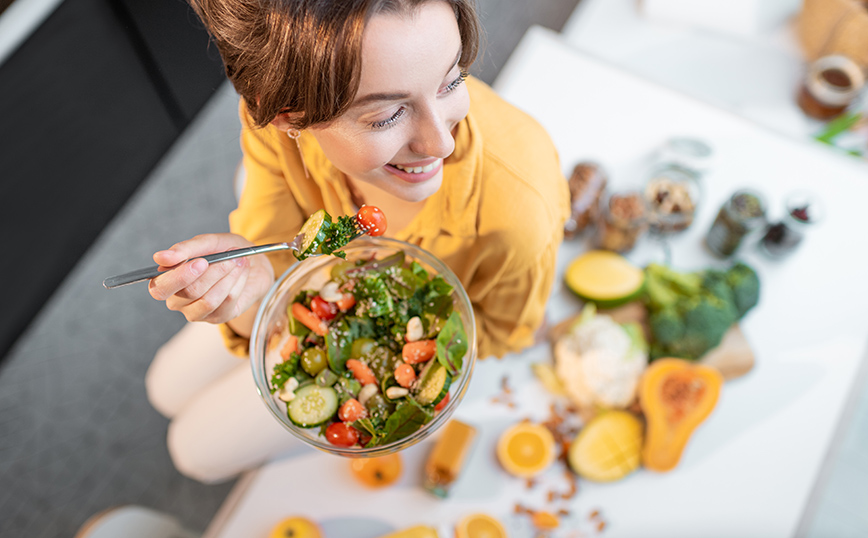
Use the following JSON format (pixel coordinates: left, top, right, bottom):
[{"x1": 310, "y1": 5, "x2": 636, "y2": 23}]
[{"x1": 269, "y1": 249, "x2": 469, "y2": 448}]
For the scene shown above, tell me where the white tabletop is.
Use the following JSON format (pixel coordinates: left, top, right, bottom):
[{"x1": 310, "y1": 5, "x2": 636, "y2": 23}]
[
  {"x1": 559, "y1": 0, "x2": 828, "y2": 143},
  {"x1": 205, "y1": 27, "x2": 868, "y2": 538}
]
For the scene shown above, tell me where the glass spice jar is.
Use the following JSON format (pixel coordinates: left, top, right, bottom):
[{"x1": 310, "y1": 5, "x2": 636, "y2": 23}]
[
  {"x1": 645, "y1": 164, "x2": 701, "y2": 234},
  {"x1": 595, "y1": 190, "x2": 649, "y2": 253},
  {"x1": 705, "y1": 189, "x2": 767, "y2": 257},
  {"x1": 759, "y1": 191, "x2": 824, "y2": 259},
  {"x1": 564, "y1": 162, "x2": 608, "y2": 239},
  {"x1": 655, "y1": 137, "x2": 714, "y2": 177},
  {"x1": 796, "y1": 55, "x2": 866, "y2": 121}
]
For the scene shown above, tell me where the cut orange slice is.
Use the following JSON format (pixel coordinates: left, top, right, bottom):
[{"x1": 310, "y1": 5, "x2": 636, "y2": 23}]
[
  {"x1": 455, "y1": 513, "x2": 508, "y2": 538},
  {"x1": 496, "y1": 422, "x2": 555, "y2": 478}
]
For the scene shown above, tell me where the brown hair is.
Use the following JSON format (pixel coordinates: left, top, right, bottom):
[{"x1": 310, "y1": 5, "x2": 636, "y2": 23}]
[{"x1": 188, "y1": 0, "x2": 481, "y2": 129}]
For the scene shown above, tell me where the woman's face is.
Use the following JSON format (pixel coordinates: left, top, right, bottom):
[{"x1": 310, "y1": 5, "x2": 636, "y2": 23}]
[{"x1": 308, "y1": 1, "x2": 470, "y2": 202}]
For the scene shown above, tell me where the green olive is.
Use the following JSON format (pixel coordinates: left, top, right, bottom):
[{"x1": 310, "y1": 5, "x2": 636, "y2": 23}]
[
  {"x1": 350, "y1": 338, "x2": 377, "y2": 360},
  {"x1": 364, "y1": 393, "x2": 394, "y2": 421},
  {"x1": 367, "y1": 346, "x2": 399, "y2": 381},
  {"x1": 330, "y1": 260, "x2": 356, "y2": 283},
  {"x1": 300, "y1": 348, "x2": 328, "y2": 376}
]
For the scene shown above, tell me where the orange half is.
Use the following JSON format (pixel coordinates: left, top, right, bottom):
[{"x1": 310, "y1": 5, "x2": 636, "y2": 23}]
[
  {"x1": 496, "y1": 422, "x2": 555, "y2": 478},
  {"x1": 455, "y1": 513, "x2": 508, "y2": 538}
]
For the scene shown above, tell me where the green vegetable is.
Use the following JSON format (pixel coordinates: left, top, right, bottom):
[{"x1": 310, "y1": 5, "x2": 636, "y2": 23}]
[
  {"x1": 436, "y1": 311, "x2": 468, "y2": 376},
  {"x1": 621, "y1": 321, "x2": 649, "y2": 355},
  {"x1": 648, "y1": 307, "x2": 684, "y2": 346},
  {"x1": 270, "y1": 352, "x2": 301, "y2": 393},
  {"x1": 287, "y1": 385, "x2": 339, "y2": 428},
  {"x1": 315, "y1": 368, "x2": 339, "y2": 387},
  {"x1": 300, "y1": 347, "x2": 328, "y2": 376},
  {"x1": 374, "y1": 399, "x2": 433, "y2": 447},
  {"x1": 725, "y1": 262, "x2": 760, "y2": 318},
  {"x1": 413, "y1": 360, "x2": 452, "y2": 406},
  {"x1": 643, "y1": 262, "x2": 760, "y2": 361}
]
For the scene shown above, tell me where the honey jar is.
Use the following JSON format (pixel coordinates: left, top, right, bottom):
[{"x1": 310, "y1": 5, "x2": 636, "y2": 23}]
[{"x1": 796, "y1": 55, "x2": 866, "y2": 121}]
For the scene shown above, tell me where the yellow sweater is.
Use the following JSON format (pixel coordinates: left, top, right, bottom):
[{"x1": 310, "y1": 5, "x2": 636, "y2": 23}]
[{"x1": 222, "y1": 77, "x2": 570, "y2": 358}]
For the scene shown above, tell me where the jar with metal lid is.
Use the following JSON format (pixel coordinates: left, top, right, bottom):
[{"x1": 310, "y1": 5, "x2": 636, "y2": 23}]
[
  {"x1": 796, "y1": 55, "x2": 866, "y2": 120},
  {"x1": 705, "y1": 189, "x2": 767, "y2": 257},
  {"x1": 645, "y1": 164, "x2": 701, "y2": 234},
  {"x1": 595, "y1": 190, "x2": 649, "y2": 253},
  {"x1": 759, "y1": 191, "x2": 824, "y2": 259},
  {"x1": 564, "y1": 162, "x2": 608, "y2": 238},
  {"x1": 654, "y1": 137, "x2": 714, "y2": 177}
]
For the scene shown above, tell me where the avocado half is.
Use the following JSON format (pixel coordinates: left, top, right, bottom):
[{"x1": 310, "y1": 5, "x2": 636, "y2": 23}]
[{"x1": 564, "y1": 250, "x2": 645, "y2": 308}]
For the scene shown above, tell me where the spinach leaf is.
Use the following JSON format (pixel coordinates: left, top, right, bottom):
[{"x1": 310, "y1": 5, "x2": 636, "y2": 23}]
[
  {"x1": 376, "y1": 399, "x2": 432, "y2": 446},
  {"x1": 326, "y1": 319, "x2": 354, "y2": 372},
  {"x1": 356, "y1": 273, "x2": 395, "y2": 318},
  {"x1": 425, "y1": 275, "x2": 453, "y2": 298},
  {"x1": 270, "y1": 352, "x2": 300, "y2": 393},
  {"x1": 409, "y1": 261, "x2": 429, "y2": 283},
  {"x1": 436, "y1": 311, "x2": 468, "y2": 376},
  {"x1": 384, "y1": 266, "x2": 418, "y2": 299}
]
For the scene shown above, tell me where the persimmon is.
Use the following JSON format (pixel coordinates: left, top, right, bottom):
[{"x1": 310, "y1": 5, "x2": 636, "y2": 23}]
[{"x1": 349, "y1": 453, "x2": 403, "y2": 488}]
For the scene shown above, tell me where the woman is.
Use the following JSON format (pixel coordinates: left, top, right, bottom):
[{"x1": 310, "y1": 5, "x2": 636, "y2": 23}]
[{"x1": 146, "y1": 0, "x2": 570, "y2": 483}]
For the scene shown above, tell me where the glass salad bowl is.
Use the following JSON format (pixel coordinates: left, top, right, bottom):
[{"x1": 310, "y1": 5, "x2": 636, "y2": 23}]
[{"x1": 250, "y1": 237, "x2": 477, "y2": 457}]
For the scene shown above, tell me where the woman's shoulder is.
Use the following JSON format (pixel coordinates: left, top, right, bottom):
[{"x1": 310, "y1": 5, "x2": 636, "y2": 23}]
[
  {"x1": 466, "y1": 78, "x2": 569, "y2": 248},
  {"x1": 467, "y1": 77, "x2": 560, "y2": 164}
]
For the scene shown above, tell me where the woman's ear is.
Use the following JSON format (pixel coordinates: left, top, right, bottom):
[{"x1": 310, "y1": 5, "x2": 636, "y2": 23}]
[{"x1": 270, "y1": 111, "x2": 303, "y2": 131}]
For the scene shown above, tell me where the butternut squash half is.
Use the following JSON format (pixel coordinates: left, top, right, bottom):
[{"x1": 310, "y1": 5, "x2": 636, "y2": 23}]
[{"x1": 640, "y1": 358, "x2": 723, "y2": 472}]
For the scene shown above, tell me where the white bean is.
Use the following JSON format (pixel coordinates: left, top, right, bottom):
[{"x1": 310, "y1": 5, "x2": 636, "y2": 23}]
[
  {"x1": 357, "y1": 383, "x2": 379, "y2": 406},
  {"x1": 405, "y1": 316, "x2": 423, "y2": 342}
]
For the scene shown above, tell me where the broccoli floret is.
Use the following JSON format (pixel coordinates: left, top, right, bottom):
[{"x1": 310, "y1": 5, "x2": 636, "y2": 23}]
[
  {"x1": 677, "y1": 295, "x2": 737, "y2": 359},
  {"x1": 644, "y1": 263, "x2": 703, "y2": 311},
  {"x1": 725, "y1": 262, "x2": 760, "y2": 318},
  {"x1": 649, "y1": 307, "x2": 684, "y2": 346},
  {"x1": 702, "y1": 269, "x2": 737, "y2": 311}
]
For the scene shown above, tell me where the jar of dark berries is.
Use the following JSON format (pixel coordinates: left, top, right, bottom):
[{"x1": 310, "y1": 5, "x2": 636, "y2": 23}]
[
  {"x1": 705, "y1": 189, "x2": 767, "y2": 257},
  {"x1": 759, "y1": 191, "x2": 823, "y2": 259}
]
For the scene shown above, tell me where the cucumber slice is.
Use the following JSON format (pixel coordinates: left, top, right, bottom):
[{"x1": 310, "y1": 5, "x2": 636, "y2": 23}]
[
  {"x1": 287, "y1": 311, "x2": 311, "y2": 337},
  {"x1": 413, "y1": 360, "x2": 452, "y2": 406},
  {"x1": 287, "y1": 384, "x2": 339, "y2": 428},
  {"x1": 294, "y1": 209, "x2": 332, "y2": 261}
]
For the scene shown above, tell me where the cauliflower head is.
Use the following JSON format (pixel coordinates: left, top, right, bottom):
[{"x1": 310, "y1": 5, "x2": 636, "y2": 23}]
[{"x1": 554, "y1": 313, "x2": 647, "y2": 409}]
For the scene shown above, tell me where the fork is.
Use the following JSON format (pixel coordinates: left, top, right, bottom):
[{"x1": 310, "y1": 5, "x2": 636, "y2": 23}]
[{"x1": 102, "y1": 240, "x2": 300, "y2": 289}]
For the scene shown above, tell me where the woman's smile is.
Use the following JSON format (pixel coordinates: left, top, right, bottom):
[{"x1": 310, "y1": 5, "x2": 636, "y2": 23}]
[{"x1": 386, "y1": 158, "x2": 443, "y2": 183}]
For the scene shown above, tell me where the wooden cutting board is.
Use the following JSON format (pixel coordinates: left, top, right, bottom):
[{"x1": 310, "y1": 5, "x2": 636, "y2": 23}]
[{"x1": 548, "y1": 301, "x2": 755, "y2": 381}]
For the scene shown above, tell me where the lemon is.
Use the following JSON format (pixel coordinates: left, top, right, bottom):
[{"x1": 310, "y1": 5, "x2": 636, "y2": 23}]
[
  {"x1": 564, "y1": 250, "x2": 644, "y2": 308},
  {"x1": 269, "y1": 516, "x2": 322, "y2": 538},
  {"x1": 455, "y1": 513, "x2": 508, "y2": 538},
  {"x1": 568, "y1": 410, "x2": 644, "y2": 482},
  {"x1": 496, "y1": 422, "x2": 555, "y2": 478}
]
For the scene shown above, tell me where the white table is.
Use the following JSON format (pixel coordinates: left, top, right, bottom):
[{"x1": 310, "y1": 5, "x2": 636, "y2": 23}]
[
  {"x1": 559, "y1": 0, "x2": 830, "y2": 143},
  {"x1": 204, "y1": 27, "x2": 868, "y2": 538}
]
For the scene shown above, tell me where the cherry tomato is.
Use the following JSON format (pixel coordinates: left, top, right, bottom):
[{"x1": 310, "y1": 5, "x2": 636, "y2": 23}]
[
  {"x1": 434, "y1": 391, "x2": 450, "y2": 412},
  {"x1": 310, "y1": 295, "x2": 338, "y2": 321},
  {"x1": 325, "y1": 422, "x2": 359, "y2": 447},
  {"x1": 357, "y1": 205, "x2": 387, "y2": 236}
]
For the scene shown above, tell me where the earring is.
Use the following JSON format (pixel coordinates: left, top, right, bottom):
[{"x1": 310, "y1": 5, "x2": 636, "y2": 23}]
[{"x1": 286, "y1": 128, "x2": 310, "y2": 179}]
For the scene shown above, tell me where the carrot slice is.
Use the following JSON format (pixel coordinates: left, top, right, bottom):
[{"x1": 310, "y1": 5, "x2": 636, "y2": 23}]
[
  {"x1": 402, "y1": 340, "x2": 436, "y2": 364},
  {"x1": 347, "y1": 359, "x2": 378, "y2": 385},
  {"x1": 280, "y1": 335, "x2": 299, "y2": 360},
  {"x1": 291, "y1": 302, "x2": 327, "y2": 337}
]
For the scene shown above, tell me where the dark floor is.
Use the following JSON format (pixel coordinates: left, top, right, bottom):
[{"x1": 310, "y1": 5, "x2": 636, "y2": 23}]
[{"x1": 0, "y1": 1, "x2": 582, "y2": 536}]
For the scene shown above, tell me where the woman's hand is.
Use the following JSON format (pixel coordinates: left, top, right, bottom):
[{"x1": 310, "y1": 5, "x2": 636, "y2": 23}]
[{"x1": 148, "y1": 233, "x2": 275, "y2": 332}]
